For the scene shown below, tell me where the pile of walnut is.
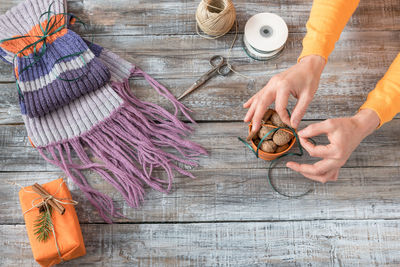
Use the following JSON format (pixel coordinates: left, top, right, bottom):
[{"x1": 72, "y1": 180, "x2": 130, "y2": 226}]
[{"x1": 251, "y1": 109, "x2": 293, "y2": 153}]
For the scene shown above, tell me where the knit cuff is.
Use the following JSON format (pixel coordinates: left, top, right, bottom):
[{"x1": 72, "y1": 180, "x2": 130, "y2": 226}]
[
  {"x1": 17, "y1": 30, "x2": 111, "y2": 118},
  {"x1": 24, "y1": 84, "x2": 124, "y2": 147}
]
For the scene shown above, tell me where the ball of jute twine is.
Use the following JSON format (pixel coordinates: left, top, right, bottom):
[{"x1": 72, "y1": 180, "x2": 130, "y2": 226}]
[
  {"x1": 196, "y1": 0, "x2": 236, "y2": 38},
  {"x1": 195, "y1": 0, "x2": 254, "y2": 82}
]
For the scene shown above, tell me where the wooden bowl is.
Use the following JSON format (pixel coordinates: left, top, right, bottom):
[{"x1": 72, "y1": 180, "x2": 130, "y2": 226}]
[{"x1": 248, "y1": 122, "x2": 296, "y2": 161}]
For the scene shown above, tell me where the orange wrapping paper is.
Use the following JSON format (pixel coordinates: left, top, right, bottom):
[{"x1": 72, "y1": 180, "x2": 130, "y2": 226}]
[{"x1": 19, "y1": 178, "x2": 86, "y2": 267}]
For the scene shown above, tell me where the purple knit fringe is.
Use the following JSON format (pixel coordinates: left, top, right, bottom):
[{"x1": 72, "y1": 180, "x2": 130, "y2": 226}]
[{"x1": 37, "y1": 68, "x2": 207, "y2": 223}]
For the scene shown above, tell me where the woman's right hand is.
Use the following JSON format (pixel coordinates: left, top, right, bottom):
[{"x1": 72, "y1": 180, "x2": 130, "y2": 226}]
[{"x1": 244, "y1": 55, "x2": 326, "y2": 133}]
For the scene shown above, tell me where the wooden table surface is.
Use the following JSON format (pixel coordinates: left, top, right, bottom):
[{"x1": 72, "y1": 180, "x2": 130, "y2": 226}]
[{"x1": 1, "y1": 0, "x2": 400, "y2": 266}]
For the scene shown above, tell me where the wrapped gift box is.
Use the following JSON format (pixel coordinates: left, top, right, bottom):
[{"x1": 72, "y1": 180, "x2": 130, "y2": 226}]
[{"x1": 19, "y1": 178, "x2": 86, "y2": 267}]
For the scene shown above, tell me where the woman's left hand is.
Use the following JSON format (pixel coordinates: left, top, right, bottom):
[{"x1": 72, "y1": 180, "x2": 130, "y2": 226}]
[{"x1": 286, "y1": 109, "x2": 380, "y2": 183}]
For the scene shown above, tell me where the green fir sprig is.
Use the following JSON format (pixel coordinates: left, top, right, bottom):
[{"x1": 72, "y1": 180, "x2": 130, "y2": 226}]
[{"x1": 34, "y1": 205, "x2": 53, "y2": 242}]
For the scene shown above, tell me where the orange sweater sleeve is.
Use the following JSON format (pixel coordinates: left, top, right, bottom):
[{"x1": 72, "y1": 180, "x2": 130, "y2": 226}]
[
  {"x1": 299, "y1": 0, "x2": 400, "y2": 126},
  {"x1": 298, "y1": 0, "x2": 360, "y2": 62},
  {"x1": 360, "y1": 53, "x2": 400, "y2": 126}
]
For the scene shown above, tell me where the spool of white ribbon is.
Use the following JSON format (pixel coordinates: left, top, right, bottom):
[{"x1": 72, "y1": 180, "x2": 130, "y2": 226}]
[{"x1": 243, "y1": 13, "x2": 288, "y2": 61}]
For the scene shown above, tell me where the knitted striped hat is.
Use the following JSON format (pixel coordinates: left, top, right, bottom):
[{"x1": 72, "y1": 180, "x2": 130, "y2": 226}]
[
  {"x1": 0, "y1": 0, "x2": 110, "y2": 118},
  {"x1": 1, "y1": 0, "x2": 207, "y2": 223}
]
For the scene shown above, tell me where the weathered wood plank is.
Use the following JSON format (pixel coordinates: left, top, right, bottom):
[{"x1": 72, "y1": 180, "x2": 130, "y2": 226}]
[
  {"x1": 0, "y1": 31, "x2": 398, "y2": 82},
  {"x1": 1, "y1": 0, "x2": 398, "y2": 36},
  {"x1": 2, "y1": 166, "x2": 400, "y2": 224},
  {"x1": 0, "y1": 31, "x2": 398, "y2": 123},
  {"x1": 2, "y1": 220, "x2": 400, "y2": 266},
  {"x1": 1, "y1": 120, "x2": 399, "y2": 172},
  {"x1": 0, "y1": 75, "x2": 387, "y2": 124},
  {"x1": 0, "y1": 1, "x2": 399, "y2": 266}
]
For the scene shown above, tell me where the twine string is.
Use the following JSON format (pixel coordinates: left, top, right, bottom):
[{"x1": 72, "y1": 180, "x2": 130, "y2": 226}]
[
  {"x1": 238, "y1": 117, "x2": 315, "y2": 198},
  {"x1": 195, "y1": 0, "x2": 255, "y2": 82},
  {"x1": 196, "y1": 0, "x2": 235, "y2": 38},
  {"x1": 23, "y1": 181, "x2": 78, "y2": 215},
  {"x1": 47, "y1": 202, "x2": 63, "y2": 263}
]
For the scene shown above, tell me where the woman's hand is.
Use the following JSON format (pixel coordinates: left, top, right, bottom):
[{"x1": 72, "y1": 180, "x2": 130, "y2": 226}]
[
  {"x1": 244, "y1": 55, "x2": 326, "y2": 134},
  {"x1": 287, "y1": 109, "x2": 380, "y2": 183}
]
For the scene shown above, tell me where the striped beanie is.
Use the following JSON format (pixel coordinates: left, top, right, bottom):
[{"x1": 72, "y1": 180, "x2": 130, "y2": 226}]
[
  {"x1": 0, "y1": 0, "x2": 110, "y2": 118},
  {"x1": 0, "y1": 0, "x2": 207, "y2": 223}
]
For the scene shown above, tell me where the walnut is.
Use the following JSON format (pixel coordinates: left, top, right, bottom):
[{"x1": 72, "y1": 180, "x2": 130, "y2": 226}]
[
  {"x1": 261, "y1": 109, "x2": 274, "y2": 123},
  {"x1": 273, "y1": 129, "x2": 292, "y2": 146},
  {"x1": 270, "y1": 112, "x2": 286, "y2": 127},
  {"x1": 260, "y1": 140, "x2": 277, "y2": 153},
  {"x1": 258, "y1": 125, "x2": 275, "y2": 140}
]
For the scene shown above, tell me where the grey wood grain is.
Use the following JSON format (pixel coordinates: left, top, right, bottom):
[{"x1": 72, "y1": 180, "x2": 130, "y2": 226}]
[
  {"x1": 0, "y1": 0, "x2": 399, "y2": 266},
  {"x1": 2, "y1": 165, "x2": 400, "y2": 224},
  {"x1": 1, "y1": 120, "x2": 399, "y2": 172},
  {"x1": 1, "y1": 220, "x2": 400, "y2": 266},
  {"x1": 0, "y1": 31, "x2": 398, "y2": 123},
  {"x1": 1, "y1": 0, "x2": 398, "y2": 36},
  {"x1": 1, "y1": 30, "x2": 399, "y2": 82}
]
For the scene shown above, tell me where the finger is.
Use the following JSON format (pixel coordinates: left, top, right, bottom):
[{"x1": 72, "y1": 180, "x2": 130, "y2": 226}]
[
  {"x1": 290, "y1": 94, "x2": 312, "y2": 128},
  {"x1": 243, "y1": 94, "x2": 256, "y2": 108},
  {"x1": 300, "y1": 137, "x2": 334, "y2": 158},
  {"x1": 244, "y1": 101, "x2": 257, "y2": 122},
  {"x1": 286, "y1": 159, "x2": 337, "y2": 177},
  {"x1": 246, "y1": 130, "x2": 258, "y2": 141},
  {"x1": 275, "y1": 88, "x2": 291, "y2": 126},
  {"x1": 251, "y1": 105, "x2": 269, "y2": 133},
  {"x1": 299, "y1": 169, "x2": 338, "y2": 183},
  {"x1": 286, "y1": 161, "x2": 338, "y2": 183},
  {"x1": 298, "y1": 119, "x2": 335, "y2": 138},
  {"x1": 252, "y1": 91, "x2": 275, "y2": 127},
  {"x1": 331, "y1": 170, "x2": 340, "y2": 181}
]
